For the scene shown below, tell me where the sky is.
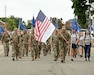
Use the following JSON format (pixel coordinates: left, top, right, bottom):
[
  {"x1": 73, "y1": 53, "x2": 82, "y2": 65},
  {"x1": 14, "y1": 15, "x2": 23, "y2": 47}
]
[{"x1": 0, "y1": 0, "x2": 74, "y2": 23}]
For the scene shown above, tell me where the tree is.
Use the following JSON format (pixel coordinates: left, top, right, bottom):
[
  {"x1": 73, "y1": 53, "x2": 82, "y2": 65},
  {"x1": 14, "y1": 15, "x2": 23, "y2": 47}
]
[
  {"x1": 90, "y1": 0, "x2": 94, "y2": 16},
  {"x1": 9, "y1": 15, "x2": 19, "y2": 29},
  {"x1": 0, "y1": 16, "x2": 22, "y2": 31},
  {"x1": 27, "y1": 20, "x2": 31, "y2": 29},
  {"x1": 89, "y1": 0, "x2": 94, "y2": 3},
  {"x1": 6, "y1": 19, "x2": 14, "y2": 31},
  {"x1": 71, "y1": 0, "x2": 88, "y2": 28}
]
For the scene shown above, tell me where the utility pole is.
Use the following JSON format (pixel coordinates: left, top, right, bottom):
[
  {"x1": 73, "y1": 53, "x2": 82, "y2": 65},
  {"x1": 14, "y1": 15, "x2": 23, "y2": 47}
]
[
  {"x1": 5, "y1": 5, "x2": 6, "y2": 18},
  {"x1": 4, "y1": 4, "x2": 7, "y2": 31}
]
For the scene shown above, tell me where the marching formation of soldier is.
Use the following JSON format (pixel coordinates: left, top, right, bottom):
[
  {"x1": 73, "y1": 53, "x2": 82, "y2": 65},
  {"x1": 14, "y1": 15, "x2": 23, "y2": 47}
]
[
  {"x1": 1, "y1": 25, "x2": 93, "y2": 63},
  {"x1": 2, "y1": 31, "x2": 10, "y2": 57}
]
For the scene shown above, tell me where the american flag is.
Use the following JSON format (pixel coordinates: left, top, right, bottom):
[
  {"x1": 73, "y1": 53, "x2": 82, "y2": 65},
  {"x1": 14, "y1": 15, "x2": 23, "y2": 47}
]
[{"x1": 34, "y1": 10, "x2": 55, "y2": 42}]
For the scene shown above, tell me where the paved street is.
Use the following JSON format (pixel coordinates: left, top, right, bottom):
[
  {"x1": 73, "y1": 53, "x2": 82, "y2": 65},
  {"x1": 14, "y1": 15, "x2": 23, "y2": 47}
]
[{"x1": 0, "y1": 45, "x2": 94, "y2": 75}]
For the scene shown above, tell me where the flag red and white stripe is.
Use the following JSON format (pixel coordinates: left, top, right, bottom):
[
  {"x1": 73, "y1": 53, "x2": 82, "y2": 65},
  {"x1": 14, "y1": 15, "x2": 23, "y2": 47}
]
[{"x1": 34, "y1": 10, "x2": 55, "y2": 42}]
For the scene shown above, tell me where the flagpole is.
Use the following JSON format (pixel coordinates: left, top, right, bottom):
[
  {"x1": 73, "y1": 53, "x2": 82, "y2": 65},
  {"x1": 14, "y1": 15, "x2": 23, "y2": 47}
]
[
  {"x1": 18, "y1": 18, "x2": 21, "y2": 32},
  {"x1": 50, "y1": 17, "x2": 53, "y2": 52},
  {"x1": 5, "y1": 0, "x2": 7, "y2": 18},
  {"x1": 5, "y1": 0, "x2": 7, "y2": 25},
  {"x1": 57, "y1": 30, "x2": 69, "y2": 44}
]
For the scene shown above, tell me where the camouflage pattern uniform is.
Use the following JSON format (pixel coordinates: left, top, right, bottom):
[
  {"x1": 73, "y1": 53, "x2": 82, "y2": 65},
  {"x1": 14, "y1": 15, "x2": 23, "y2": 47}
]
[
  {"x1": 12, "y1": 29, "x2": 19, "y2": 61},
  {"x1": 37, "y1": 42, "x2": 42, "y2": 58},
  {"x1": 30, "y1": 29, "x2": 39, "y2": 61},
  {"x1": 52, "y1": 30, "x2": 59, "y2": 61},
  {"x1": 46, "y1": 38, "x2": 51, "y2": 54},
  {"x1": 2, "y1": 31, "x2": 10, "y2": 57},
  {"x1": 19, "y1": 33, "x2": 24, "y2": 58},
  {"x1": 42, "y1": 42, "x2": 47, "y2": 56},
  {"x1": 58, "y1": 26, "x2": 70, "y2": 63},
  {"x1": 23, "y1": 30, "x2": 29, "y2": 56}
]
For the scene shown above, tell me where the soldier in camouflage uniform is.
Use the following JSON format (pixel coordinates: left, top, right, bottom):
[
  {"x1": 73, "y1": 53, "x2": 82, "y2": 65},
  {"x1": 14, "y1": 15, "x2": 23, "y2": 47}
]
[
  {"x1": 2, "y1": 30, "x2": 10, "y2": 57},
  {"x1": 30, "y1": 28, "x2": 39, "y2": 61},
  {"x1": 23, "y1": 30, "x2": 29, "y2": 56},
  {"x1": 42, "y1": 42, "x2": 47, "y2": 56},
  {"x1": 18, "y1": 30, "x2": 24, "y2": 58},
  {"x1": 58, "y1": 26, "x2": 70, "y2": 63},
  {"x1": 37, "y1": 42, "x2": 42, "y2": 58},
  {"x1": 11, "y1": 28, "x2": 19, "y2": 61},
  {"x1": 52, "y1": 29, "x2": 59, "y2": 61},
  {"x1": 46, "y1": 38, "x2": 51, "y2": 54}
]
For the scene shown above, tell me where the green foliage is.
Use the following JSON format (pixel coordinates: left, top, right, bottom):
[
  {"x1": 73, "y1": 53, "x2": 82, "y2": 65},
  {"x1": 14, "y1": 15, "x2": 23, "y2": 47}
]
[
  {"x1": 26, "y1": 20, "x2": 31, "y2": 29},
  {"x1": 0, "y1": 16, "x2": 64, "y2": 30},
  {"x1": 90, "y1": 0, "x2": 94, "y2": 15},
  {"x1": 89, "y1": 0, "x2": 94, "y2": 3},
  {"x1": 0, "y1": 17, "x2": 7, "y2": 22},
  {"x1": 71, "y1": 0, "x2": 88, "y2": 28},
  {"x1": 91, "y1": 11, "x2": 94, "y2": 16},
  {"x1": 0, "y1": 16, "x2": 21, "y2": 31}
]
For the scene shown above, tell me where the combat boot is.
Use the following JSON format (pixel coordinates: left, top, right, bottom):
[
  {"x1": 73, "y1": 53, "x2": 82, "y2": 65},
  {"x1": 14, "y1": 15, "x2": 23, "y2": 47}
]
[
  {"x1": 26, "y1": 52, "x2": 28, "y2": 57},
  {"x1": 12, "y1": 58, "x2": 15, "y2": 61},
  {"x1": 35, "y1": 56, "x2": 37, "y2": 59},
  {"x1": 19, "y1": 56, "x2": 22, "y2": 59},
  {"x1": 54, "y1": 56, "x2": 58, "y2": 61},
  {"x1": 16, "y1": 56, "x2": 19, "y2": 61},
  {"x1": 32, "y1": 57, "x2": 34, "y2": 61},
  {"x1": 38, "y1": 54, "x2": 40, "y2": 58},
  {"x1": 45, "y1": 53, "x2": 47, "y2": 56}
]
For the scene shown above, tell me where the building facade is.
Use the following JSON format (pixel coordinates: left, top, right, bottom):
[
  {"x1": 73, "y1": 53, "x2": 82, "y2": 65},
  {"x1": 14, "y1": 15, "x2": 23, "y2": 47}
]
[{"x1": 0, "y1": 20, "x2": 6, "y2": 29}]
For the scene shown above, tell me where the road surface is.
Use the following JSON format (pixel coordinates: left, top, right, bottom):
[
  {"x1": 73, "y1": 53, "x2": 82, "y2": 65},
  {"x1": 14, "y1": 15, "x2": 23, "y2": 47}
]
[{"x1": 0, "y1": 45, "x2": 94, "y2": 75}]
